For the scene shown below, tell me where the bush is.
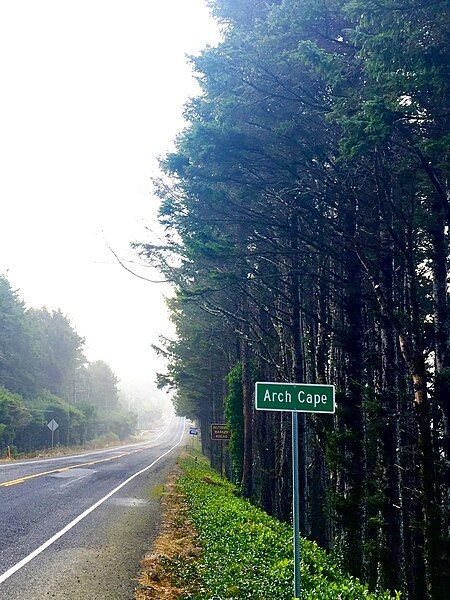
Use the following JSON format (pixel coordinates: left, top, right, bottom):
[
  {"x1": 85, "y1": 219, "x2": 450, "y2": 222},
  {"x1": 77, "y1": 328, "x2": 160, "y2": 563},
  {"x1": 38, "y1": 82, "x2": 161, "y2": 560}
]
[
  {"x1": 177, "y1": 456, "x2": 400, "y2": 600},
  {"x1": 225, "y1": 363, "x2": 244, "y2": 484},
  {"x1": 89, "y1": 431, "x2": 120, "y2": 446},
  {"x1": 0, "y1": 385, "x2": 138, "y2": 453},
  {"x1": 0, "y1": 386, "x2": 31, "y2": 448}
]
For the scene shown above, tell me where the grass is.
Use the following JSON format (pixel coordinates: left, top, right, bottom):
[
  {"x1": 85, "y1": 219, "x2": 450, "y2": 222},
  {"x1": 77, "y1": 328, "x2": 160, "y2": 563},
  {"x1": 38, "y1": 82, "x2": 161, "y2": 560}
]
[
  {"x1": 148, "y1": 483, "x2": 166, "y2": 499},
  {"x1": 135, "y1": 468, "x2": 201, "y2": 600}
]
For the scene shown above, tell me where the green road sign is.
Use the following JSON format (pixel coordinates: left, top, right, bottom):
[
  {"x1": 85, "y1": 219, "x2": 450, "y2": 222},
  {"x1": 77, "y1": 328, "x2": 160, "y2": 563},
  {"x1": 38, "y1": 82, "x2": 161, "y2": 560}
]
[
  {"x1": 255, "y1": 383, "x2": 336, "y2": 598},
  {"x1": 255, "y1": 382, "x2": 335, "y2": 413}
]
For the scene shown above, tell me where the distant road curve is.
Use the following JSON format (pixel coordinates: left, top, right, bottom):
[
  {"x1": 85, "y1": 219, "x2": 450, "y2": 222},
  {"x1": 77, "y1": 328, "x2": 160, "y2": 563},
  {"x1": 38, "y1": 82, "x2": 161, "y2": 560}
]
[{"x1": 0, "y1": 417, "x2": 174, "y2": 469}]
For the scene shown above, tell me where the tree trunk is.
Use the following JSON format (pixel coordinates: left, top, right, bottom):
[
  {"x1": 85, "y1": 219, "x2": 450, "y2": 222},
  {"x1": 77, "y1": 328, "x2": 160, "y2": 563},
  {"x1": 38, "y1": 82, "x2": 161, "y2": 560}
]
[
  {"x1": 289, "y1": 211, "x2": 308, "y2": 535},
  {"x1": 341, "y1": 201, "x2": 367, "y2": 580},
  {"x1": 240, "y1": 333, "x2": 253, "y2": 497},
  {"x1": 378, "y1": 218, "x2": 406, "y2": 593},
  {"x1": 430, "y1": 204, "x2": 450, "y2": 463}
]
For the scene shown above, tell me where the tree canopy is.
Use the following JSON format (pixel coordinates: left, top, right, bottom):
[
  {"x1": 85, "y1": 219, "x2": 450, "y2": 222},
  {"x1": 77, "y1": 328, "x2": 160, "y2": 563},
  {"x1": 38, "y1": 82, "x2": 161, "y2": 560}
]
[
  {"x1": 0, "y1": 274, "x2": 137, "y2": 452},
  {"x1": 143, "y1": 1, "x2": 449, "y2": 598}
]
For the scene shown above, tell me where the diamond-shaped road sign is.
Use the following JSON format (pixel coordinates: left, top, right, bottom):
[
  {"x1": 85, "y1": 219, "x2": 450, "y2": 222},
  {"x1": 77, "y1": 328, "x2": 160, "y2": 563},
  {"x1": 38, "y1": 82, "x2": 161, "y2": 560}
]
[{"x1": 47, "y1": 419, "x2": 59, "y2": 432}]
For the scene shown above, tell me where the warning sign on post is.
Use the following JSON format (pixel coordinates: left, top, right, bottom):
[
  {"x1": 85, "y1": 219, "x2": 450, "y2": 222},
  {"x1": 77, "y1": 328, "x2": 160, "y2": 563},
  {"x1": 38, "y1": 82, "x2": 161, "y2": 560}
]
[{"x1": 210, "y1": 424, "x2": 231, "y2": 441}]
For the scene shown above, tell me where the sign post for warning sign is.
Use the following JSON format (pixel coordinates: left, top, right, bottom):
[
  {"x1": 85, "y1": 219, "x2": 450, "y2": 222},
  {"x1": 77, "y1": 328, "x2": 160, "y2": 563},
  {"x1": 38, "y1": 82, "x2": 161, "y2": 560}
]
[
  {"x1": 47, "y1": 419, "x2": 59, "y2": 449},
  {"x1": 211, "y1": 424, "x2": 231, "y2": 479},
  {"x1": 255, "y1": 382, "x2": 335, "y2": 600}
]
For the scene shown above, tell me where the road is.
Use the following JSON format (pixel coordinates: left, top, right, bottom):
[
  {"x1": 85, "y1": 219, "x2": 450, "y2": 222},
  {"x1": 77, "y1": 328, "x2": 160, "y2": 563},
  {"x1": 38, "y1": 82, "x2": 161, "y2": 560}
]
[{"x1": 0, "y1": 417, "x2": 186, "y2": 599}]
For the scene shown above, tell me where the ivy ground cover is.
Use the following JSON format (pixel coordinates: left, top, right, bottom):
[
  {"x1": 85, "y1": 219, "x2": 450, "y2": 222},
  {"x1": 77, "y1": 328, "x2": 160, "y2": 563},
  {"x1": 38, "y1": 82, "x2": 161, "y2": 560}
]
[{"x1": 177, "y1": 455, "x2": 400, "y2": 600}]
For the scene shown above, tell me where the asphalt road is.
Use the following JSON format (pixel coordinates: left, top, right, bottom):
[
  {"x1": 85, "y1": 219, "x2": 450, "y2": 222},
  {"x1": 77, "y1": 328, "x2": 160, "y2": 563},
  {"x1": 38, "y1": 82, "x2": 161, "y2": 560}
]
[{"x1": 0, "y1": 417, "x2": 186, "y2": 599}]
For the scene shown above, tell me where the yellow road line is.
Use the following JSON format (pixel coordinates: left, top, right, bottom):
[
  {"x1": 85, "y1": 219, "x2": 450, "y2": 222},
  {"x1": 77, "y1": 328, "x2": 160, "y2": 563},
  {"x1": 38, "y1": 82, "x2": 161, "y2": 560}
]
[{"x1": 0, "y1": 447, "x2": 147, "y2": 488}]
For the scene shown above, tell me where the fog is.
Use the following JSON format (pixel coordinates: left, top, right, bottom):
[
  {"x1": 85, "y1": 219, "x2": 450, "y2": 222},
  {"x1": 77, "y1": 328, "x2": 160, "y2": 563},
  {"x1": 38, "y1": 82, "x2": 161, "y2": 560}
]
[{"x1": 0, "y1": 1, "x2": 220, "y2": 412}]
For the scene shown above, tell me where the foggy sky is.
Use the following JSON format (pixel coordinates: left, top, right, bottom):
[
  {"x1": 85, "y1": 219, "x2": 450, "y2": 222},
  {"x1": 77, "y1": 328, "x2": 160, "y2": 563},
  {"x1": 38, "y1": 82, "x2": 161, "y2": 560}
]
[{"x1": 0, "y1": 1, "x2": 220, "y2": 406}]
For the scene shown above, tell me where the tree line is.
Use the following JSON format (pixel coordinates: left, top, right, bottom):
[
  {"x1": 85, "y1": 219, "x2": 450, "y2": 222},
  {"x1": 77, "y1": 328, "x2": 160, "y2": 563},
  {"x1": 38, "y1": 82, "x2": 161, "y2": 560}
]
[
  {"x1": 0, "y1": 274, "x2": 136, "y2": 453},
  {"x1": 141, "y1": 1, "x2": 449, "y2": 598}
]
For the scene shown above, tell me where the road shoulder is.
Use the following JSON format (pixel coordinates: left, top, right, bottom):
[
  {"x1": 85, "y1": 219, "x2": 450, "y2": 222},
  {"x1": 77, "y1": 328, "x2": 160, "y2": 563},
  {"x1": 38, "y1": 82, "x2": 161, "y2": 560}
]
[{"x1": 135, "y1": 460, "x2": 201, "y2": 600}]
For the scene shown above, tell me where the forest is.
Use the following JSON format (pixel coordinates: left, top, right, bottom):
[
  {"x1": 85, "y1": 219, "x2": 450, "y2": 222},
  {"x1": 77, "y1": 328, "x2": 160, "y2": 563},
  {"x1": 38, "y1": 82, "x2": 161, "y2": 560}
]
[
  {"x1": 0, "y1": 274, "x2": 137, "y2": 453},
  {"x1": 140, "y1": 1, "x2": 449, "y2": 599}
]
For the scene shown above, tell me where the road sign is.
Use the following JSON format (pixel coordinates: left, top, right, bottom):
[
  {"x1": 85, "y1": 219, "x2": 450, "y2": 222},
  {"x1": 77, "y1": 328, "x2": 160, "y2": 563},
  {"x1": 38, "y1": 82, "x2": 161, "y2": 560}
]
[
  {"x1": 189, "y1": 427, "x2": 199, "y2": 436},
  {"x1": 47, "y1": 419, "x2": 59, "y2": 449},
  {"x1": 47, "y1": 419, "x2": 59, "y2": 432},
  {"x1": 255, "y1": 381, "x2": 336, "y2": 599},
  {"x1": 210, "y1": 424, "x2": 231, "y2": 441},
  {"x1": 255, "y1": 382, "x2": 335, "y2": 413}
]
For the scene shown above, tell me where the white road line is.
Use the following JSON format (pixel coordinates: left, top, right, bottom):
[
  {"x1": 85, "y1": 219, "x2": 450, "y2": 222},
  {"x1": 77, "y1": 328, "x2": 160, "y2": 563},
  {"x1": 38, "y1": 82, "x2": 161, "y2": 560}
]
[
  {"x1": 0, "y1": 418, "x2": 185, "y2": 586},
  {"x1": 0, "y1": 418, "x2": 174, "y2": 469},
  {"x1": 60, "y1": 472, "x2": 93, "y2": 488}
]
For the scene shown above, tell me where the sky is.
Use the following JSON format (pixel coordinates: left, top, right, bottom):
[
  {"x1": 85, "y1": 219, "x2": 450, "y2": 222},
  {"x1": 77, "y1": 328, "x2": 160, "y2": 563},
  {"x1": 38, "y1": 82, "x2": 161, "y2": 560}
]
[{"x1": 0, "y1": 1, "x2": 220, "y2": 406}]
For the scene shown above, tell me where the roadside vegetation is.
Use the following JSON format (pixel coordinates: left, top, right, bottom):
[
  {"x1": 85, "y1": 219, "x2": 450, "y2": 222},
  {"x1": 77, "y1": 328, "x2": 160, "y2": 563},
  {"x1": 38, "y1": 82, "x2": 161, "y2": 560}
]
[
  {"x1": 0, "y1": 274, "x2": 138, "y2": 455},
  {"x1": 138, "y1": 452, "x2": 400, "y2": 600}
]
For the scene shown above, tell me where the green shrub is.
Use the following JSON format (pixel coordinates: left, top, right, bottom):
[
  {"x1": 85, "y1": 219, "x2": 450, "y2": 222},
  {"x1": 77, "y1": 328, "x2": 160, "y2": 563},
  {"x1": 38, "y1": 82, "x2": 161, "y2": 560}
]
[
  {"x1": 225, "y1": 363, "x2": 244, "y2": 484},
  {"x1": 89, "y1": 431, "x2": 120, "y2": 446},
  {"x1": 178, "y1": 456, "x2": 400, "y2": 600},
  {"x1": 0, "y1": 386, "x2": 31, "y2": 447}
]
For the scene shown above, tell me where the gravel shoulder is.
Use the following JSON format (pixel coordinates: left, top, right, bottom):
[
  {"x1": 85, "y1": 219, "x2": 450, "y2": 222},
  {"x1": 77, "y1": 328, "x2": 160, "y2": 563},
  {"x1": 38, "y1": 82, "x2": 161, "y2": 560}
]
[{"x1": 135, "y1": 457, "x2": 201, "y2": 600}]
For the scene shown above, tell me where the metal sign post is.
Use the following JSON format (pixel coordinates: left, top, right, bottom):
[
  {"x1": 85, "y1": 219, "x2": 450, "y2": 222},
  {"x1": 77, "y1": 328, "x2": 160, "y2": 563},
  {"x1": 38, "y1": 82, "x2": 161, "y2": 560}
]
[
  {"x1": 211, "y1": 424, "x2": 231, "y2": 479},
  {"x1": 47, "y1": 419, "x2": 59, "y2": 449},
  {"x1": 189, "y1": 426, "x2": 199, "y2": 449},
  {"x1": 255, "y1": 381, "x2": 335, "y2": 600},
  {"x1": 292, "y1": 411, "x2": 301, "y2": 599}
]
